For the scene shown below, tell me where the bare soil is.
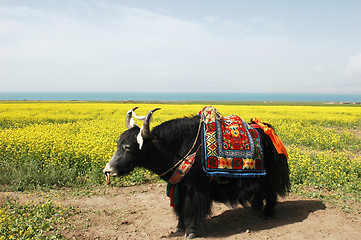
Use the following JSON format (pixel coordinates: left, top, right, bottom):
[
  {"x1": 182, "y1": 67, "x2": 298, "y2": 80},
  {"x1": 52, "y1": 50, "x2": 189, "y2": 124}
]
[{"x1": 2, "y1": 182, "x2": 361, "y2": 240}]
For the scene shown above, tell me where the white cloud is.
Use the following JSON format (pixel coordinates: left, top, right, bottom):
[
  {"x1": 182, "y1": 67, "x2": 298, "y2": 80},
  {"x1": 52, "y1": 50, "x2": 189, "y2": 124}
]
[
  {"x1": 345, "y1": 53, "x2": 361, "y2": 75},
  {"x1": 0, "y1": 3, "x2": 295, "y2": 92},
  {"x1": 0, "y1": 1, "x2": 359, "y2": 94}
]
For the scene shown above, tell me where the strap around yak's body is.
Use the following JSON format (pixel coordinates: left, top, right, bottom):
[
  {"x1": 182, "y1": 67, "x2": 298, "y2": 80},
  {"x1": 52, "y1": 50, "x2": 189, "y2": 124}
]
[
  {"x1": 167, "y1": 149, "x2": 198, "y2": 185},
  {"x1": 251, "y1": 118, "x2": 289, "y2": 158},
  {"x1": 166, "y1": 150, "x2": 198, "y2": 207}
]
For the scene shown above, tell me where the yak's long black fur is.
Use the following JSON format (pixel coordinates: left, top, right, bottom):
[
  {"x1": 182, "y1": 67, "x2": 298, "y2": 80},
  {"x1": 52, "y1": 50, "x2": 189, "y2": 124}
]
[
  {"x1": 108, "y1": 114, "x2": 290, "y2": 238},
  {"x1": 141, "y1": 115, "x2": 289, "y2": 236}
]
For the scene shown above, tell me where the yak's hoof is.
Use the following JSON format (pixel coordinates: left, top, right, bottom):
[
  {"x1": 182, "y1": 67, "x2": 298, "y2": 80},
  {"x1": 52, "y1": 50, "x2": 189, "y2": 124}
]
[{"x1": 184, "y1": 233, "x2": 197, "y2": 239}]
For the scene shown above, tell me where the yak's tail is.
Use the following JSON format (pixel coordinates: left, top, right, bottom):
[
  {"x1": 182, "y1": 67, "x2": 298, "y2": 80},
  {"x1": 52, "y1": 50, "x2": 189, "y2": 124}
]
[
  {"x1": 250, "y1": 118, "x2": 291, "y2": 196},
  {"x1": 277, "y1": 153, "x2": 291, "y2": 196}
]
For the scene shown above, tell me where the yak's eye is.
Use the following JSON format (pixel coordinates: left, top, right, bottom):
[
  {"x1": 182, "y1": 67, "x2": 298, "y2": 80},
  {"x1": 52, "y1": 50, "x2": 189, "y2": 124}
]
[{"x1": 122, "y1": 144, "x2": 132, "y2": 151}]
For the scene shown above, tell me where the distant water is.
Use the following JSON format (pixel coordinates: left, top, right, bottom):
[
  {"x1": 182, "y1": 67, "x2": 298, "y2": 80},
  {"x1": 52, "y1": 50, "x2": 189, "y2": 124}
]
[{"x1": 0, "y1": 92, "x2": 360, "y2": 102}]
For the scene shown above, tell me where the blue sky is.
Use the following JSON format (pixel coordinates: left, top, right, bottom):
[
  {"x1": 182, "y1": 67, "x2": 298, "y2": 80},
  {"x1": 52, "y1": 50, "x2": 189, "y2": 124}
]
[{"x1": 1, "y1": 0, "x2": 361, "y2": 94}]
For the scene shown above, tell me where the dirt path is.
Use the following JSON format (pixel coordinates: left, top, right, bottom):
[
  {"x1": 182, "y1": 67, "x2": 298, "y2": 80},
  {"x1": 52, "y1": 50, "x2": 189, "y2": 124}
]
[{"x1": 2, "y1": 183, "x2": 361, "y2": 239}]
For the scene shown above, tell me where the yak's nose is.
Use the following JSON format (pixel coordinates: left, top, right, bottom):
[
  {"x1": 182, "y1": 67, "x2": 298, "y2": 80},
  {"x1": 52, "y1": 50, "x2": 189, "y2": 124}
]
[
  {"x1": 103, "y1": 162, "x2": 118, "y2": 186},
  {"x1": 103, "y1": 162, "x2": 117, "y2": 176}
]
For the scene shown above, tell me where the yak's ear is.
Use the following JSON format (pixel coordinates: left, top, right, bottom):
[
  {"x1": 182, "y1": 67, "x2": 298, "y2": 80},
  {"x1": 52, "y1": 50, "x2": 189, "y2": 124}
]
[
  {"x1": 136, "y1": 108, "x2": 161, "y2": 149},
  {"x1": 136, "y1": 127, "x2": 144, "y2": 149}
]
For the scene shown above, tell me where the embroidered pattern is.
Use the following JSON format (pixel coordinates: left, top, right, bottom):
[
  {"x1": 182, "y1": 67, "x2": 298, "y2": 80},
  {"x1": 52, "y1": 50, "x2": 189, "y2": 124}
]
[
  {"x1": 201, "y1": 106, "x2": 265, "y2": 177},
  {"x1": 167, "y1": 151, "x2": 197, "y2": 184}
]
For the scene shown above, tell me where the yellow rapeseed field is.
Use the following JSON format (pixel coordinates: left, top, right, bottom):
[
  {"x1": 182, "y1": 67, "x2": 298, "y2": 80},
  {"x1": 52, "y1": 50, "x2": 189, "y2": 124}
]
[
  {"x1": 0, "y1": 102, "x2": 360, "y2": 194},
  {"x1": 0, "y1": 101, "x2": 361, "y2": 238}
]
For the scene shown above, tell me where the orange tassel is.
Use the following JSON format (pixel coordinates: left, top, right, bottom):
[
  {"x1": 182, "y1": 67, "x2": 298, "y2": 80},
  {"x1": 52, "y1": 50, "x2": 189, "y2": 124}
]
[{"x1": 252, "y1": 118, "x2": 288, "y2": 158}]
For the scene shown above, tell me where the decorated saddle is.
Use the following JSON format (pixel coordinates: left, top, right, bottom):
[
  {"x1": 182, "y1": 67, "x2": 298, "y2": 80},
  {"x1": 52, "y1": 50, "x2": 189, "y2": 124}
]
[{"x1": 200, "y1": 106, "x2": 265, "y2": 178}]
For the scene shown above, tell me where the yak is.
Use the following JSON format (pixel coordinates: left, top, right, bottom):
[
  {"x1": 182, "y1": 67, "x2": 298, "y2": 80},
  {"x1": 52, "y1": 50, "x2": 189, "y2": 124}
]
[{"x1": 103, "y1": 107, "x2": 290, "y2": 239}]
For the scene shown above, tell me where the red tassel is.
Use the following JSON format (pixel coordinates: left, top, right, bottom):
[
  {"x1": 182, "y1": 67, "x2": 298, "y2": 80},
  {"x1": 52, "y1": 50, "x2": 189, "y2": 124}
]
[{"x1": 169, "y1": 186, "x2": 175, "y2": 207}]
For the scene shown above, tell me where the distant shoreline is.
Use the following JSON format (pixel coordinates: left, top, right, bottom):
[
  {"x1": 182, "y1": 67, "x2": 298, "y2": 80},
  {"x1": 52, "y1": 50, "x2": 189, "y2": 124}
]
[
  {"x1": 1, "y1": 100, "x2": 360, "y2": 107},
  {"x1": 0, "y1": 92, "x2": 360, "y2": 102}
]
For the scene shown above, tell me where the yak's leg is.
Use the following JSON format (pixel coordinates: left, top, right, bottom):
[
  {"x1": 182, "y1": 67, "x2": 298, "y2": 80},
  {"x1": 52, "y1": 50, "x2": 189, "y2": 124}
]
[
  {"x1": 171, "y1": 188, "x2": 200, "y2": 238},
  {"x1": 183, "y1": 195, "x2": 198, "y2": 239},
  {"x1": 264, "y1": 190, "x2": 277, "y2": 217},
  {"x1": 173, "y1": 197, "x2": 197, "y2": 236},
  {"x1": 184, "y1": 219, "x2": 197, "y2": 239},
  {"x1": 182, "y1": 194, "x2": 212, "y2": 239},
  {"x1": 251, "y1": 192, "x2": 264, "y2": 213},
  {"x1": 173, "y1": 204, "x2": 185, "y2": 232},
  {"x1": 176, "y1": 218, "x2": 185, "y2": 233}
]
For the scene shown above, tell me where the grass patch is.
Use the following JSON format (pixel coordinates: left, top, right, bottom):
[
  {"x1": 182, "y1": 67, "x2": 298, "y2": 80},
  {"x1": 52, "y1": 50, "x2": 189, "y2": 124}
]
[
  {"x1": 0, "y1": 196, "x2": 76, "y2": 239},
  {"x1": 292, "y1": 185, "x2": 361, "y2": 214},
  {"x1": 0, "y1": 160, "x2": 80, "y2": 191}
]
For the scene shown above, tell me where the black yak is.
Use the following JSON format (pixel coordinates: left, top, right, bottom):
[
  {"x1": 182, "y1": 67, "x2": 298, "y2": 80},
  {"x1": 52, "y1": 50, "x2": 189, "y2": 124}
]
[{"x1": 103, "y1": 107, "x2": 290, "y2": 238}]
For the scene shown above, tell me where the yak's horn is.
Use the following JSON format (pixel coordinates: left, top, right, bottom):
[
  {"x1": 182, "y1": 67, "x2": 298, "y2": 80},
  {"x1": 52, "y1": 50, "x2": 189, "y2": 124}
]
[
  {"x1": 132, "y1": 110, "x2": 146, "y2": 121},
  {"x1": 125, "y1": 107, "x2": 139, "y2": 129},
  {"x1": 141, "y1": 108, "x2": 161, "y2": 139}
]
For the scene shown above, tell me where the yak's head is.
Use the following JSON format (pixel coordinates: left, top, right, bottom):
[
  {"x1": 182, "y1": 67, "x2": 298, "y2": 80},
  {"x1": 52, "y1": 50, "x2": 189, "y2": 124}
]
[{"x1": 103, "y1": 107, "x2": 160, "y2": 182}]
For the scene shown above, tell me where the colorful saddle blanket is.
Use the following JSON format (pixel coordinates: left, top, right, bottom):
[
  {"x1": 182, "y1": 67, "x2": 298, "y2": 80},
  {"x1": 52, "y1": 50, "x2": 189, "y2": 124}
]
[{"x1": 200, "y1": 106, "x2": 265, "y2": 178}]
